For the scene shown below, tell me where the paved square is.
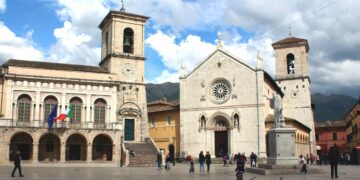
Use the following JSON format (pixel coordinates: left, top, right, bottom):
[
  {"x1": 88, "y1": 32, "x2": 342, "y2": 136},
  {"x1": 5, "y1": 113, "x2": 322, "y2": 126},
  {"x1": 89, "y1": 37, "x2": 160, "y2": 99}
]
[{"x1": 1, "y1": 164, "x2": 359, "y2": 180}]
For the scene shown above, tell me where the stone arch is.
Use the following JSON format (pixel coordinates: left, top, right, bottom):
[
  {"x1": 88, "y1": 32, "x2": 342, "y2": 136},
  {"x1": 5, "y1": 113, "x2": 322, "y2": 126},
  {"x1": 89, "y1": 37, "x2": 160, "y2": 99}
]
[
  {"x1": 92, "y1": 134, "x2": 113, "y2": 161},
  {"x1": 9, "y1": 131, "x2": 33, "y2": 161},
  {"x1": 66, "y1": 133, "x2": 87, "y2": 161},
  {"x1": 38, "y1": 133, "x2": 60, "y2": 161},
  {"x1": 207, "y1": 112, "x2": 232, "y2": 130},
  {"x1": 119, "y1": 102, "x2": 141, "y2": 116},
  {"x1": 123, "y1": 27, "x2": 134, "y2": 54}
]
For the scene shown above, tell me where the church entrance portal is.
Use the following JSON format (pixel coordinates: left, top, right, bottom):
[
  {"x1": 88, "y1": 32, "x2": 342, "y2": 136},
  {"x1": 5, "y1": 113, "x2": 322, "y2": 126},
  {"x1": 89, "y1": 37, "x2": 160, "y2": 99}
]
[{"x1": 215, "y1": 131, "x2": 228, "y2": 157}]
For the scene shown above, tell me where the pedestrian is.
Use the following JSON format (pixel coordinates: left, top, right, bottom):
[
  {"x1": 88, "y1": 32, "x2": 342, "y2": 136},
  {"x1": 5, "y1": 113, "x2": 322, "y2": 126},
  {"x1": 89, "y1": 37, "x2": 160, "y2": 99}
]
[
  {"x1": 156, "y1": 152, "x2": 162, "y2": 170},
  {"x1": 189, "y1": 160, "x2": 195, "y2": 174},
  {"x1": 11, "y1": 150, "x2": 24, "y2": 177},
  {"x1": 299, "y1": 155, "x2": 307, "y2": 174},
  {"x1": 223, "y1": 153, "x2": 228, "y2": 167},
  {"x1": 199, "y1": 151, "x2": 205, "y2": 173},
  {"x1": 165, "y1": 154, "x2": 171, "y2": 171},
  {"x1": 328, "y1": 143, "x2": 340, "y2": 179},
  {"x1": 205, "y1": 151, "x2": 211, "y2": 172},
  {"x1": 250, "y1": 152, "x2": 257, "y2": 167},
  {"x1": 306, "y1": 154, "x2": 310, "y2": 164}
]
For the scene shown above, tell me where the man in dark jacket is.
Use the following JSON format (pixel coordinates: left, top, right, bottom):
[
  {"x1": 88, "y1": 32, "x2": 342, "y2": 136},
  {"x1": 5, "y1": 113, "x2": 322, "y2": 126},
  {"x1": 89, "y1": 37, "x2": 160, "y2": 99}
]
[
  {"x1": 205, "y1": 151, "x2": 211, "y2": 172},
  {"x1": 11, "y1": 150, "x2": 24, "y2": 177},
  {"x1": 328, "y1": 143, "x2": 340, "y2": 179},
  {"x1": 199, "y1": 151, "x2": 205, "y2": 173}
]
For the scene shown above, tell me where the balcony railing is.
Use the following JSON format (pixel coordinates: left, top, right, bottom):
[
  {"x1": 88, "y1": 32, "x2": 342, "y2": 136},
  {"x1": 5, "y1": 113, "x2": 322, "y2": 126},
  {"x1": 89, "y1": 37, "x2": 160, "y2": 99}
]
[{"x1": 0, "y1": 119, "x2": 121, "y2": 130}]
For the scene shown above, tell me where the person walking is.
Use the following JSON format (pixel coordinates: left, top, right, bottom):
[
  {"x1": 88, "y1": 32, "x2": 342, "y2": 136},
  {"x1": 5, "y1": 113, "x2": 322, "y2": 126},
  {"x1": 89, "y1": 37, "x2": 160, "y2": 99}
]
[
  {"x1": 205, "y1": 151, "x2": 211, "y2": 172},
  {"x1": 165, "y1": 154, "x2": 171, "y2": 171},
  {"x1": 156, "y1": 152, "x2": 163, "y2": 170},
  {"x1": 328, "y1": 143, "x2": 340, "y2": 179},
  {"x1": 11, "y1": 150, "x2": 24, "y2": 177},
  {"x1": 299, "y1": 155, "x2": 307, "y2": 174},
  {"x1": 250, "y1": 152, "x2": 257, "y2": 167},
  {"x1": 199, "y1": 151, "x2": 205, "y2": 173}
]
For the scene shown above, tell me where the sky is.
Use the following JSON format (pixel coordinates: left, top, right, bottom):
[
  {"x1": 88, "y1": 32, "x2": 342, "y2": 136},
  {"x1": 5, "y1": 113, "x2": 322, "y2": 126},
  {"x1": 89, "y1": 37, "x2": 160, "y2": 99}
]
[{"x1": 0, "y1": 0, "x2": 359, "y2": 98}]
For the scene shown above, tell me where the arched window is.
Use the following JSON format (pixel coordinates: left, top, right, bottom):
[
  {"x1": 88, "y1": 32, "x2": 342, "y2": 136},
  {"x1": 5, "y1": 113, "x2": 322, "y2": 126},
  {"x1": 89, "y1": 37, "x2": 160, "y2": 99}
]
[
  {"x1": 17, "y1": 94, "x2": 31, "y2": 122},
  {"x1": 286, "y1": 53, "x2": 295, "y2": 74},
  {"x1": 200, "y1": 115, "x2": 206, "y2": 128},
  {"x1": 70, "y1": 97, "x2": 82, "y2": 124},
  {"x1": 123, "y1": 28, "x2": 134, "y2": 54},
  {"x1": 94, "y1": 98, "x2": 106, "y2": 124},
  {"x1": 43, "y1": 96, "x2": 58, "y2": 121},
  {"x1": 233, "y1": 114, "x2": 239, "y2": 128}
]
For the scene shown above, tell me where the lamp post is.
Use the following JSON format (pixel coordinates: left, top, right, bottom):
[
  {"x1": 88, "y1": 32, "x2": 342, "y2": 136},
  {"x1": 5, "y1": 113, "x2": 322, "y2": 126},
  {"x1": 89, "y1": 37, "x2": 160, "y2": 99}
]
[{"x1": 173, "y1": 136, "x2": 176, "y2": 166}]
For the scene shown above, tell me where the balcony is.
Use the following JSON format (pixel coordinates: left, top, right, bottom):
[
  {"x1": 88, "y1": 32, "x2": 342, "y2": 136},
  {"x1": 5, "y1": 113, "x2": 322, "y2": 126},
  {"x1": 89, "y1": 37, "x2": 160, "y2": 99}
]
[{"x1": 0, "y1": 119, "x2": 122, "y2": 130}]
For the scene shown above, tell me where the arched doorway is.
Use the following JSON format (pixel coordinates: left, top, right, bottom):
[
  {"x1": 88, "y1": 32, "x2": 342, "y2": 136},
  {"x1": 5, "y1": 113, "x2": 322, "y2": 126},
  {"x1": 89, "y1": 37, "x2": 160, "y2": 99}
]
[
  {"x1": 212, "y1": 116, "x2": 230, "y2": 157},
  {"x1": 9, "y1": 132, "x2": 33, "y2": 161},
  {"x1": 38, "y1": 133, "x2": 60, "y2": 161},
  {"x1": 92, "y1": 134, "x2": 113, "y2": 161},
  {"x1": 66, "y1": 134, "x2": 87, "y2": 161}
]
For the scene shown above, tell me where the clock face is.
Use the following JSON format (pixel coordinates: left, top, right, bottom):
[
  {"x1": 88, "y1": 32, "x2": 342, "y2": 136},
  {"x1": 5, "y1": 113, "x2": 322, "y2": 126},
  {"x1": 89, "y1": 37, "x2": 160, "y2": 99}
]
[{"x1": 122, "y1": 63, "x2": 135, "y2": 79}]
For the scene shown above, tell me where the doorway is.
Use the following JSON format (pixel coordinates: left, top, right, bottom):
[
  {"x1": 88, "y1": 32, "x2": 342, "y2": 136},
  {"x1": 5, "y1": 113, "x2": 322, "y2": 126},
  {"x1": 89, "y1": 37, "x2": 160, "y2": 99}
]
[
  {"x1": 124, "y1": 119, "x2": 135, "y2": 141},
  {"x1": 69, "y1": 145, "x2": 81, "y2": 160},
  {"x1": 215, "y1": 131, "x2": 228, "y2": 157}
]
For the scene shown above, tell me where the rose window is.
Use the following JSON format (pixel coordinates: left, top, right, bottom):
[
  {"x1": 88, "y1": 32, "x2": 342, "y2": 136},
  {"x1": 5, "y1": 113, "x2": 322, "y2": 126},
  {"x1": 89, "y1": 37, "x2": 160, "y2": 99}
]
[{"x1": 209, "y1": 79, "x2": 231, "y2": 103}]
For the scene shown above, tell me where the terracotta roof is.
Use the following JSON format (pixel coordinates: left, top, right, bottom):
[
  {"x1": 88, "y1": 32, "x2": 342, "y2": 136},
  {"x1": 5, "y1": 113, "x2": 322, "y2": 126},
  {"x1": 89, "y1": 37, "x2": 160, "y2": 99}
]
[
  {"x1": 265, "y1": 114, "x2": 311, "y2": 131},
  {"x1": 2, "y1": 59, "x2": 109, "y2": 73},
  {"x1": 148, "y1": 99, "x2": 180, "y2": 113},
  {"x1": 315, "y1": 120, "x2": 346, "y2": 128},
  {"x1": 272, "y1": 37, "x2": 309, "y2": 52}
]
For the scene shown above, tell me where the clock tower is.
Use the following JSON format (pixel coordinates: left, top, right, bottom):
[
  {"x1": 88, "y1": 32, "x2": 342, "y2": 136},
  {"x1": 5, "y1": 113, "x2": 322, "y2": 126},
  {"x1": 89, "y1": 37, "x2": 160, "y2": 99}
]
[{"x1": 98, "y1": 7, "x2": 150, "y2": 141}]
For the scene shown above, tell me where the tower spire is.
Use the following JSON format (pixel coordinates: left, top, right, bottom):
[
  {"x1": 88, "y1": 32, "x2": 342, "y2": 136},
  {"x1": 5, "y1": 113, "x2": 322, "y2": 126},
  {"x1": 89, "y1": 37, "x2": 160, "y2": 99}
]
[{"x1": 120, "y1": 0, "x2": 125, "y2": 12}]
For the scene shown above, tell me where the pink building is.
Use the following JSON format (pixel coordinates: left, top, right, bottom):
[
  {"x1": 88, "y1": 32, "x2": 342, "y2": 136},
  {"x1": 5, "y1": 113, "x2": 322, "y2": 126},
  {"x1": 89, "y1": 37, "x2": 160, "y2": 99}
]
[{"x1": 316, "y1": 120, "x2": 347, "y2": 153}]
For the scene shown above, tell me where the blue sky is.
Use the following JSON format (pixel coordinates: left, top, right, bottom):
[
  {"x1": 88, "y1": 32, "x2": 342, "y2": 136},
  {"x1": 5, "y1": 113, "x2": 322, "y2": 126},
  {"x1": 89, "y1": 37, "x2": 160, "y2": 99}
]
[{"x1": 0, "y1": 0, "x2": 359, "y2": 98}]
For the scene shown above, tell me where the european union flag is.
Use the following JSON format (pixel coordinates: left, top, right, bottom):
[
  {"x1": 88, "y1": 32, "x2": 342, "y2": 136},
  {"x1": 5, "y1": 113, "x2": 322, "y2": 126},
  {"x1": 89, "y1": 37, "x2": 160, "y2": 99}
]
[{"x1": 48, "y1": 104, "x2": 57, "y2": 128}]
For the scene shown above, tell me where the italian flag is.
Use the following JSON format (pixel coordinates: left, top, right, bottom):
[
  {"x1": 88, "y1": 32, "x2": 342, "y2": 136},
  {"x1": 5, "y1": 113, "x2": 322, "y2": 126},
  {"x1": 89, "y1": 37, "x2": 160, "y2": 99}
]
[{"x1": 56, "y1": 104, "x2": 74, "y2": 121}]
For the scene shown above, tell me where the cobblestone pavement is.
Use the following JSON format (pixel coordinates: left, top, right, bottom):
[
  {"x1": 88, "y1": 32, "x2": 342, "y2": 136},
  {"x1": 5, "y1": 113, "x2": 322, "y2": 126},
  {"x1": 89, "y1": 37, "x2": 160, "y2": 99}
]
[{"x1": 0, "y1": 164, "x2": 359, "y2": 180}]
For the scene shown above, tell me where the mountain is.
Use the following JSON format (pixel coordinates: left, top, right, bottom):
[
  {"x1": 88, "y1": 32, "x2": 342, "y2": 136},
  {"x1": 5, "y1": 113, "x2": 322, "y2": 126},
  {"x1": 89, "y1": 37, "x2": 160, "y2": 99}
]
[
  {"x1": 146, "y1": 82, "x2": 179, "y2": 103},
  {"x1": 311, "y1": 93, "x2": 357, "y2": 122},
  {"x1": 145, "y1": 83, "x2": 358, "y2": 122}
]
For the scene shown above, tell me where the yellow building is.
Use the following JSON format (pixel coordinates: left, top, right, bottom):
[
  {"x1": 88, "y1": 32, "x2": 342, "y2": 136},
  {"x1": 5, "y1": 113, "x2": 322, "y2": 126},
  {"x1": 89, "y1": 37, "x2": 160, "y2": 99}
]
[
  {"x1": 148, "y1": 99, "x2": 180, "y2": 158},
  {"x1": 345, "y1": 100, "x2": 360, "y2": 151}
]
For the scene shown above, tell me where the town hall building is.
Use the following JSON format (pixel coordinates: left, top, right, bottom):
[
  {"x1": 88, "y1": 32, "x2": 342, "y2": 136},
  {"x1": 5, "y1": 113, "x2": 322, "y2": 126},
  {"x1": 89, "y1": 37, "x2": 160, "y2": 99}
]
[{"x1": 0, "y1": 7, "x2": 153, "y2": 165}]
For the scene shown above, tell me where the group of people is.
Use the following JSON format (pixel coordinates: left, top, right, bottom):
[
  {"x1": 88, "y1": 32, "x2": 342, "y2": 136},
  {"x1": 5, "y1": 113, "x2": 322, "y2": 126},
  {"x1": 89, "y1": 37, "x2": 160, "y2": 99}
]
[{"x1": 156, "y1": 152, "x2": 173, "y2": 171}]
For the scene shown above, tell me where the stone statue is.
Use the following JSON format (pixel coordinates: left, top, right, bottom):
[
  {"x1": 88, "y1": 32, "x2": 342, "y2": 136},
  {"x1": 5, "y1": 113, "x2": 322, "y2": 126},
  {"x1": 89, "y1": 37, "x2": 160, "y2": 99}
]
[{"x1": 271, "y1": 92, "x2": 285, "y2": 128}]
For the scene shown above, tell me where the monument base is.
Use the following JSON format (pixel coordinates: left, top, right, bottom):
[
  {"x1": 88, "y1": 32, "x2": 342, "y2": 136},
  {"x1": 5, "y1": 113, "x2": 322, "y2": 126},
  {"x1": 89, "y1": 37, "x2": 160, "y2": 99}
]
[{"x1": 267, "y1": 127, "x2": 297, "y2": 165}]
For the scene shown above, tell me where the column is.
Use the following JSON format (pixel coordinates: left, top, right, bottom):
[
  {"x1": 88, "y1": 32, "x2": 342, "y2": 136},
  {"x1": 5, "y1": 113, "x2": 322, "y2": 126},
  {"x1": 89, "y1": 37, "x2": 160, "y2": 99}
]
[
  {"x1": 32, "y1": 142, "x2": 39, "y2": 163},
  {"x1": 87, "y1": 143, "x2": 92, "y2": 162},
  {"x1": 60, "y1": 143, "x2": 66, "y2": 162}
]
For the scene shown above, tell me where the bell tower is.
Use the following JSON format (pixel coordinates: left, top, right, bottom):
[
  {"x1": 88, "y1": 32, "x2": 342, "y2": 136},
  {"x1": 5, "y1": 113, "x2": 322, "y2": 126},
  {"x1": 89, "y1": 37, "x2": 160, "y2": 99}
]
[
  {"x1": 98, "y1": 5, "x2": 149, "y2": 83},
  {"x1": 272, "y1": 36, "x2": 316, "y2": 154}
]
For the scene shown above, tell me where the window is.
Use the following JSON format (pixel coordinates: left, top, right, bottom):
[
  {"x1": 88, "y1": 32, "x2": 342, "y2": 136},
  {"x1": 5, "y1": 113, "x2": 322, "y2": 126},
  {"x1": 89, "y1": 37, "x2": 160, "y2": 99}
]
[
  {"x1": 167, "y1": 116, "x2": 172, "y2": 126},
  {"x1": 17, "y1": 94, "x2": 31, "y2": 122},
  {"x1": 70, "y1": 97, "x2": 82, "y2": 123},
  {"x1": 333, "y1": 132, "x2": 338, "y2": 140},
  {"x1": 44, "y1": 96, "x2": 58, "y2": 121},
  {"x1": 94, "y1": 99, "x2": 106, "y2": 124},
  {"x1": 123, "y1": 28, "x2": 134, "y2": 54},
  {"x1": 150, "y1": 118, "x2": 155, "y2": 128},
  {"x1": 286, "y1": 53, "x2": 295, "y2": 74},
  {"x1": 315, "y1": 133, "x2": 319, "y2": 141}
]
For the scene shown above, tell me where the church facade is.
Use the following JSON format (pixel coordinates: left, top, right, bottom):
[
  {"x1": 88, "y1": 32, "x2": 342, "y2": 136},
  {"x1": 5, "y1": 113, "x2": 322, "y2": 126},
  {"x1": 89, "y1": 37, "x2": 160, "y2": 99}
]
[
  {"x1": 0, "y1": 9, "x2": 149, "y2": 164},
  {"x1": 180, "y1": 37, "x2": 315, "y2": 158}
]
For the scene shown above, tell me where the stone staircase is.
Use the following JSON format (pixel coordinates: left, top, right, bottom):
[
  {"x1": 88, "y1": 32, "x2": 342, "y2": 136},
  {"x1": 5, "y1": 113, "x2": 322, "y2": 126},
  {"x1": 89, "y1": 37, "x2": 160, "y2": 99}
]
[{"x1": 124, "y1": 139, "x2": 158, "y2": 167}]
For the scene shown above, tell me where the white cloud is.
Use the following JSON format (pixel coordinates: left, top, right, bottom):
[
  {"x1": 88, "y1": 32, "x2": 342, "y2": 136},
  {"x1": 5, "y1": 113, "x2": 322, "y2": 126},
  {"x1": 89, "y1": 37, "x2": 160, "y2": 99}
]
[
  {"x1": 48, "y1": 0, "x2": 112, "y2": 64},
  {"x1": 0, "y1": 22, "x2": 44, "y2": 62},
  {"x1": 0, "y1": 0, "x2": 6, "y2": 13},
  {"x1": 146, "y1": 30, "x2": 275, "y2": 83}
]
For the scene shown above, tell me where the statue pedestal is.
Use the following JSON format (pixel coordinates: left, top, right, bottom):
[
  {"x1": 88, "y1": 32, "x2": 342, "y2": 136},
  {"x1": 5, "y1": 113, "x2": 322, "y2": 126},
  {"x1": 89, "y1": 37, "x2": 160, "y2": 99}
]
[
  {"x1": 247, "y1": 127, "x2": 324, "y2": 175},
  {"x1": 267, "y1": 127, "x2": 297, "y2": 165}
]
